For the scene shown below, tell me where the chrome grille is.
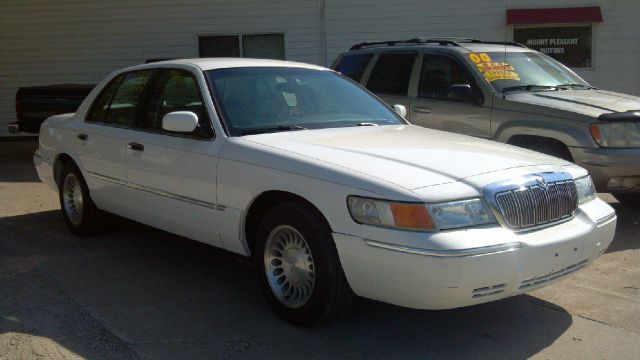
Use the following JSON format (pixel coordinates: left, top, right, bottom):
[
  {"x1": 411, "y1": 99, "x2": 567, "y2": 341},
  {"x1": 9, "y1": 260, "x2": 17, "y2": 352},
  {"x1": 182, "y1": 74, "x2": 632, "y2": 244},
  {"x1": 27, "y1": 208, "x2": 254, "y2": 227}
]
[{"x1": 484, "y1": 172, "x2": 578, "y2": 231}]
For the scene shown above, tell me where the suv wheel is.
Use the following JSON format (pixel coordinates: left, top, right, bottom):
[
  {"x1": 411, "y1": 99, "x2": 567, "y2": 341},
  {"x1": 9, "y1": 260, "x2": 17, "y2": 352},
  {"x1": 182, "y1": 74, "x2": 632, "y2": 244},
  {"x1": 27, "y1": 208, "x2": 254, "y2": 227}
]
[{"x1": 255, "y1": 201, "x2": 354, "y2": 326}]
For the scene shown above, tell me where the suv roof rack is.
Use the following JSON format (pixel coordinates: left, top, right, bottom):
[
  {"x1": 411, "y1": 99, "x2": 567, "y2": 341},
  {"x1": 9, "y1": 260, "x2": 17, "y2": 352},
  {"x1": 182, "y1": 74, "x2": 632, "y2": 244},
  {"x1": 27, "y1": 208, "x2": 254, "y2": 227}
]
[{"x1": 348, "y1": 38, "x2": 526, "y2": 50}]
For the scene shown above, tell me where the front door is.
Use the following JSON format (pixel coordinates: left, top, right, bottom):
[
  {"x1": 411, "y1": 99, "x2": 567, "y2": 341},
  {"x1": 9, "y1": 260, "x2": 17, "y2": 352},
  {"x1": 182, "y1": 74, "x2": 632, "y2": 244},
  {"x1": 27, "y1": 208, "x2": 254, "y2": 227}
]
[
  {"x1": 410, "y1": 53, "x2": 491, "y2": 138},
  {"x1": 123, "y1": 68, "x2": 223, "y2": 247}
]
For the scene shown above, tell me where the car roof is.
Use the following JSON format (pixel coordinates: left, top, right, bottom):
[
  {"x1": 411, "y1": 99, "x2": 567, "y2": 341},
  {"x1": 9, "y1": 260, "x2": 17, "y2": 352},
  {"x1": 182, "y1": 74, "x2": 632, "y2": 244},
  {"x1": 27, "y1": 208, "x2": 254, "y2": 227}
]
[
  {"x1": 125, "y1": 58, "x2": 329, "y2": 72},
  {"x1": 342, "y1": 39, "x2": 532, "y2": 55}
]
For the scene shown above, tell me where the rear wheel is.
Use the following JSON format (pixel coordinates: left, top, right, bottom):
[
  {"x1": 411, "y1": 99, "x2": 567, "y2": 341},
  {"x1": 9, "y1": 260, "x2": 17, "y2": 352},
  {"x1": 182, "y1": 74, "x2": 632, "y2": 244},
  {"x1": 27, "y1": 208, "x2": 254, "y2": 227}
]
[
  {"x1": 613, "y1": 193, "x2": 640, "y2": 206},
  {"x1": 58, "y1": 162, "x2": 102, "y2": 235},
  {"x1": 255, "y1": 201, "x2": 354, "y2": 326}
]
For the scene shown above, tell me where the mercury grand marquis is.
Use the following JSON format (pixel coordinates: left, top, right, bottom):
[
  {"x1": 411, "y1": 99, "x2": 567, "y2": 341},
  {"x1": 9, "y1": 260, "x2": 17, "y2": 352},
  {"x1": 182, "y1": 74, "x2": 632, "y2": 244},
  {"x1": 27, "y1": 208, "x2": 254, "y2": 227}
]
[{"x1": 34, "y1": 58, "x2": 616, "y2": 326}]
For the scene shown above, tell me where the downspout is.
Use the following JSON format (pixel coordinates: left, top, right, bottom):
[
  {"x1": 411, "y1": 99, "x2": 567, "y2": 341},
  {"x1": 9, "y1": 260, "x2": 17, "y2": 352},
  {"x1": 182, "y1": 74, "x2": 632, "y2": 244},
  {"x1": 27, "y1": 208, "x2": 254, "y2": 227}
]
[{"x1": 319, "y1": 0, "x2": 327, "y2": 66}]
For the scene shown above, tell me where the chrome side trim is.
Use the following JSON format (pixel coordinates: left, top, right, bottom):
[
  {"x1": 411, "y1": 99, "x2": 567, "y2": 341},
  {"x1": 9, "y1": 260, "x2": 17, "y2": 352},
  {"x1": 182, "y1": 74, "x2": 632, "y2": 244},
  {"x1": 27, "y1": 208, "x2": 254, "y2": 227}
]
[
  {"x1": 596, "y1": 212, "x2": 616, "y2": 226},
  {"x1": 364, "y1": 240, "x2": 521, "y2": 257},
  {"x1": 88, "y1": 172, "x2": 219, "y2": 210}
]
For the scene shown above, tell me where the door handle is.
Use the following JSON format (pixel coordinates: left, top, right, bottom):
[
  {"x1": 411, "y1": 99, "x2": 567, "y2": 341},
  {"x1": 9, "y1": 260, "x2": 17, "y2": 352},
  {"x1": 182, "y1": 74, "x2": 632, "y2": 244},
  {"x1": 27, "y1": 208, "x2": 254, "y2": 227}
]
[
  {"x1": 128, "y1": 142, "x2": 144, "y2": 152},
  {"x1": 77, "y1": 133, "x2": 88, "y2": 141},
  {"x1": 413, "y1": 106, "x2": 431, "y2": 114}
]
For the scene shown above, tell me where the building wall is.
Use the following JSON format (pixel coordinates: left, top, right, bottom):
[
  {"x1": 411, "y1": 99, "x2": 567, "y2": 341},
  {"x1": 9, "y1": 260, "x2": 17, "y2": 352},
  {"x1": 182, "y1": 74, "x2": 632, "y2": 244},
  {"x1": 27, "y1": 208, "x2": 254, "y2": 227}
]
[
  {"x1": 0, "y1": 0, "x2": 323, "y2": 135},
  {"x1": 1, "y1": 0, "x2": 638, "y2": 135},
  {"x1": 325, "y1": 0, "x2": 640, "y2": 96}
]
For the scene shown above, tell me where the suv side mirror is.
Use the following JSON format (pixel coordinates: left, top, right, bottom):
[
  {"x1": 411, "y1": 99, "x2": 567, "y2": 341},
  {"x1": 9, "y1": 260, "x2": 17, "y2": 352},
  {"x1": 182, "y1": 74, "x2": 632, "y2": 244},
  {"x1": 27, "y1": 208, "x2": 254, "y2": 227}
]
[
  {"x1": 162, "y1": 111, "x2": 198, "y2": 133},
  {"x1": 393, "y1": 104, "x2": 407, "y2": 118},
  {"x1": 447, "y1": 84, "x2": 473, "y2": 100}
]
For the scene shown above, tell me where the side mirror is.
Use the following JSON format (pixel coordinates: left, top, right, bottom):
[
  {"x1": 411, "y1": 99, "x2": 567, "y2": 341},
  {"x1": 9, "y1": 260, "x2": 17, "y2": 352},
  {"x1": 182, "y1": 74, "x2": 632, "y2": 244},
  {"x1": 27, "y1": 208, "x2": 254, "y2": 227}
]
[
  {"x1": 447, "y1": 84, "x2": 473, "y2": 101},
  {"x1": 393, "y1": 104, "x2": 407, "y2": 118},
  {"x1": 162, "y1": 111, "x2": 198, "y2": 133}
]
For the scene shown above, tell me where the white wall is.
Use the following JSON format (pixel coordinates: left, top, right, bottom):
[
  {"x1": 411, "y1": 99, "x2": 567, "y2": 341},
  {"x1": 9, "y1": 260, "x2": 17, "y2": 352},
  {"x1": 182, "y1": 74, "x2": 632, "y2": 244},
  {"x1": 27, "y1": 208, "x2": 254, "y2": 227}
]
[
  {"x1": 1, "y1": 0, "x2": 638, "y2": 135},
  {"x1": 0, "y1": 0, "x2": 323, "y2": 135},
  {"x1": 325, "y1": 0, "x2": 640, "y2": 95}
]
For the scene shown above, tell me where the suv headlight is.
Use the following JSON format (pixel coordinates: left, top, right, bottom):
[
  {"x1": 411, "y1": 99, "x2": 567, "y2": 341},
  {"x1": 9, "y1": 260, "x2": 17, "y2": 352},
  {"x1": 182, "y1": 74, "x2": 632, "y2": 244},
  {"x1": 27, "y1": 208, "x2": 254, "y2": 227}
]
[
  {"x1": 590, "y1": 123, "x2": 640, "y2": 148},
  {"x1": 575, "y1": 175, "x2": 597, "y2": 204},
  {"x1": 347, "y1": 196, "x2": 495, "y2": 231}
]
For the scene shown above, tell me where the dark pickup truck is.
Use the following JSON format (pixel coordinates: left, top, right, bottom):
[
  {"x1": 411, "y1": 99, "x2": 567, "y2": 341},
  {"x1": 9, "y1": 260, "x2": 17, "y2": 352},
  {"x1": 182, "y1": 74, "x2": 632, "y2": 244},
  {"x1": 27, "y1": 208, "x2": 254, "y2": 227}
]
[{"x1": 9, "y1": 84, "x2": 95, "y2": 134}]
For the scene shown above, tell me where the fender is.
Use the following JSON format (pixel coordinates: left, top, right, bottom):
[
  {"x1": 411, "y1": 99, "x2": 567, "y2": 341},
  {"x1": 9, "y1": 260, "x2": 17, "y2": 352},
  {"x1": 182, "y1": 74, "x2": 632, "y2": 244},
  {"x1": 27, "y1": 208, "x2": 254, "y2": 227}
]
[{"x1": 493, "y1": 120, "x2": 595, "y2": 148}]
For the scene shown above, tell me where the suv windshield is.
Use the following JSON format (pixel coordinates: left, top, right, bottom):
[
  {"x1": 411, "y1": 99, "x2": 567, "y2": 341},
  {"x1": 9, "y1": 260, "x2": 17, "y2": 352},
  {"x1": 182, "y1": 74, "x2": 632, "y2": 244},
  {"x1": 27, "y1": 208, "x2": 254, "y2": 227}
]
[
  {"x1": 468, "y1": 51, "x2": 590, "y2": 92},
  {"x1": 207, "y1": 67, "x2": 404, "y2": 136}
]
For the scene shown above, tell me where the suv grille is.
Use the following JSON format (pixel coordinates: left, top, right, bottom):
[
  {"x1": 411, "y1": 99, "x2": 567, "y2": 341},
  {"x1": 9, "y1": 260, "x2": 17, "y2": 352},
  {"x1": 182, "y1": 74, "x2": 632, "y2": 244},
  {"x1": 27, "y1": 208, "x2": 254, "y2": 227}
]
[{"x1": 485, "y1": 173, "x2": 578, "y2": 231}]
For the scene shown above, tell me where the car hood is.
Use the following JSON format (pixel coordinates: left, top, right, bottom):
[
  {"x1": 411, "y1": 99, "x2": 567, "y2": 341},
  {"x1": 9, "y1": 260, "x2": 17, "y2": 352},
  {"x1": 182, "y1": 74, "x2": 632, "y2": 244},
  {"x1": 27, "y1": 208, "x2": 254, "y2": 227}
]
[
  {"x1": 507, "y1": 89, "x2": 640, "y2": 118},
  {"x1": 243, "y1": 125, "x2": 568, "y2": 190}
]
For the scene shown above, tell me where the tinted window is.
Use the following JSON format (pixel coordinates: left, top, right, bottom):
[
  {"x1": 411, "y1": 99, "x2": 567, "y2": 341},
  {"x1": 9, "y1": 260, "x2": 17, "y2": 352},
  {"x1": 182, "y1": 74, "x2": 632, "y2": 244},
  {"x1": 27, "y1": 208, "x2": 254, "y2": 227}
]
[
  {"x1": 366, "y1": 52, "x2": 417, "y2": 96},
  {"x1": 243, "y1": 34, "x2": 285, "y2": 60},
  {"x1": 141, "y1": 69, "x2": 207, "y2": 131},
  {"x1": 335, "y1": 53, "x2": 373, "y2": 82},
  {"x1": 87, "y1": 75, "x2": 123, "y2": 122},
  {"x1": 207, "y1": 67, "x2": 404, "y2": 136},
  {"x1": 199, "y1": 35, "x2": 240, "y2": 57},
  {"x1": 419, "y1": 55, "x2": 474, "y2": 100},
  {"x1": 106, "y1": 70, "x2": 152, "y2": 125}
]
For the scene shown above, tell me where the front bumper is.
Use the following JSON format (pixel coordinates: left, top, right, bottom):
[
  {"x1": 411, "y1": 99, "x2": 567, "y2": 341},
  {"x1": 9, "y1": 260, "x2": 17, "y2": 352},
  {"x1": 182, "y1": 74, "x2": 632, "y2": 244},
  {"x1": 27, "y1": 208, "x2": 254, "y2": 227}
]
[
  {"x1": 570, "y1": 147, "x2": 640, "y2": 193},
  {"x1": 333, "y1": 198, "x2": 616, "y2": 310}
]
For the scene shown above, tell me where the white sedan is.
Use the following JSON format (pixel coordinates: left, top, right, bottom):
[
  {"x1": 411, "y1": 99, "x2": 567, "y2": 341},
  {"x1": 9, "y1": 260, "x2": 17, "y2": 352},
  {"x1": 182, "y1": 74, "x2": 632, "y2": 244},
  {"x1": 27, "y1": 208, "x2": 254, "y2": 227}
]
[{"x1": 34, "y1": 58, "x2": 616, "y2": 326}]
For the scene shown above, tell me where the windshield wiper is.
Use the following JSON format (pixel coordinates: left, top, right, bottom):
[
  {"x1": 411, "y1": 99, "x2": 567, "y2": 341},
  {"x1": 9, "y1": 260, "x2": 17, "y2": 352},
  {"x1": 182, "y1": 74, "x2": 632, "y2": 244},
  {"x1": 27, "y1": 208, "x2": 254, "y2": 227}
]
[
  {"x1": 554, "y1": 83, "x2": 597, "y2": 90},
  {"x1": 240, "y1": 124, "x2": 307, "y2": 136},
  {"x1": 500, "y1": 84, "x2": 557, "y2": 93},
  {"x1": 356, "y1": 122, "x2": 379, "y2": 127}
]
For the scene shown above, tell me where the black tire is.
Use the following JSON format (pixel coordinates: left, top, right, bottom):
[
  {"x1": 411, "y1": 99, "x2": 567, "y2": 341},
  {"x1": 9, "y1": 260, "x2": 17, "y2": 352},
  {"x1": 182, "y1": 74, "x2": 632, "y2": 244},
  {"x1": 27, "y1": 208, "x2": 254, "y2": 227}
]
[
  {"x1": 58, "y1": 162, "x2": 102, "y2": 235},
  {"x1": 255, "y1": 201, "x2": 354, "y2": 326},
  {"x1": 613, "y1": 193, "x2": 640, "y2": 206}
]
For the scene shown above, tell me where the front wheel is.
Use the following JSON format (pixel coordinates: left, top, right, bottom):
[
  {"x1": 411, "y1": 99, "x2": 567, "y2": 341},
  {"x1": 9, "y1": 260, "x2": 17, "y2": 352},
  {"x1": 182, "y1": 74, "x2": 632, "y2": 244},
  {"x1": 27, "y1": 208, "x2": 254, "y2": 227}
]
[
  {"x1": 58, "y1": 162, "x2": 102, "y2": 235},
  {"x1": 255, "y1": 201, "x2": 354, "y2": 326}
]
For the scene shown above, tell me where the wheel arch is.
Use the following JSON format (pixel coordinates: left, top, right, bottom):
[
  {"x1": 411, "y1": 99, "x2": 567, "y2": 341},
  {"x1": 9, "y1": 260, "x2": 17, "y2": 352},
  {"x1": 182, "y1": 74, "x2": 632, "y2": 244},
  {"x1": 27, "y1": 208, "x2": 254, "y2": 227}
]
[
  {"x1": 243, "y1": 190, "x2": 332, "y2": 255},
  {"x1": 53, "y1": 152, "x2": 82, "y2": 186}
]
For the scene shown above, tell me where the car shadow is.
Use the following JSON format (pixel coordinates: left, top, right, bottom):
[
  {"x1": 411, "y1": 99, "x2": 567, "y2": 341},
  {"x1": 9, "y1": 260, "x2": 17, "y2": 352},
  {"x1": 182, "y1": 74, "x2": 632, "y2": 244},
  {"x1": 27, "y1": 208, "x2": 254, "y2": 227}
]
[
  {"x1": 1, "y1": 210, "x2": 574, "y2": 359},
  {"x1": 605, "y1": 203, "x2": 640, "y2": 254}
]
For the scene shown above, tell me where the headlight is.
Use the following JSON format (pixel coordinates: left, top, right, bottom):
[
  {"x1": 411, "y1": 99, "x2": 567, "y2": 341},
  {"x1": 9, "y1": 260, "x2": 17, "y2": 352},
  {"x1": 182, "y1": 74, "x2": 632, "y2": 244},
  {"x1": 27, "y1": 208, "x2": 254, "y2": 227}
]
[
  {"x1": 347, "y1": 196, "x2": 495, "y2": 231},
  {"x1": 347, "y1": 196, "x2": 435, "y2": 231},
  {"x1": 575, "y1": 175, "x2": 597, "y2": 204},
  {"x1": 428, "y1": 198, "x2": 495, "y2": 230},
  {"x1": 590, "y1": 122, "x2": 640, "y2": 148}
]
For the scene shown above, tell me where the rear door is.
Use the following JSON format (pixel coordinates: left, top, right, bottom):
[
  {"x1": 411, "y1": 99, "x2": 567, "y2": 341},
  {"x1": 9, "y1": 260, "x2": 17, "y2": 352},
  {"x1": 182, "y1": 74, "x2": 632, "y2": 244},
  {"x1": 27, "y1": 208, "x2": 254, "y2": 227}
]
[
  {"x1": 123, "y1": 68, "x2": 224, "y2": 247},
  {"x1": 410, "y1": 53, "x2": 491, "y2": 138},
  {"x1": 78, "y1": 70, "x2": 153, "y2": 214},
  {"x1": 364, "y1": 51, "x2": 418, "y2": 112}
]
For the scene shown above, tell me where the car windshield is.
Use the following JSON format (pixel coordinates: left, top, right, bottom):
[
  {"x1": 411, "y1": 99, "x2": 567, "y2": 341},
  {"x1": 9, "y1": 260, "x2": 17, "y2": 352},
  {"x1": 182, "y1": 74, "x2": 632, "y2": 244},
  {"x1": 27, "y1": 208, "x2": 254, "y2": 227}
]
[
  {"x1": 468, "y1": 51, "x2": 591, "y2": 92},
  {"x1": 206, "y1": 67, "x2": 405, "y2": 136}
]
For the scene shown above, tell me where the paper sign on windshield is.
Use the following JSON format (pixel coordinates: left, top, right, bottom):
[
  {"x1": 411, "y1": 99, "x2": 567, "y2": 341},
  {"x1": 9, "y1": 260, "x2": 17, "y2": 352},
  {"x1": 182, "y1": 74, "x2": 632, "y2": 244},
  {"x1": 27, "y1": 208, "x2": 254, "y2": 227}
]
[{"x1": 469, "y1": 53, "x2": 520, "y2": 82}]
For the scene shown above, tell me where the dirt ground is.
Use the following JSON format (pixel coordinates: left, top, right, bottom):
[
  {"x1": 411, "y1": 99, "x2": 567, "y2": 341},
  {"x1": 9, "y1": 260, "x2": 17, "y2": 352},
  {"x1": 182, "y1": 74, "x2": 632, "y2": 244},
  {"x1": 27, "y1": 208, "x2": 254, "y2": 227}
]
[{"x1": 1, "y1": 138, "x2": 639, "y2": 359}]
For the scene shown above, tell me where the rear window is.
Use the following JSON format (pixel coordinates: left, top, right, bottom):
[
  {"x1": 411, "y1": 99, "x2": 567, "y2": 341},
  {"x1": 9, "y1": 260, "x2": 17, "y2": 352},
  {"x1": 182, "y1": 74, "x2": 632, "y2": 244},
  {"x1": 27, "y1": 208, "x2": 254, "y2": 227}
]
[
  {"x1": 334, "y1": 53, "x2": 373, "y2": 82},
  {"x1": 366, "y1": 52, "x2": 417, "y2": 96}
]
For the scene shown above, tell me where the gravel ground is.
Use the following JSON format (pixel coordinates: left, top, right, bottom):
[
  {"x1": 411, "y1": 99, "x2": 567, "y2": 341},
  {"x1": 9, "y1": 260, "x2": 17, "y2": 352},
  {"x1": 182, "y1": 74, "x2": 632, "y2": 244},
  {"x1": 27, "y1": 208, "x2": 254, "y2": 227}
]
[{"x1": 1, "y1": 138, "x2": 639, "y2": 360}]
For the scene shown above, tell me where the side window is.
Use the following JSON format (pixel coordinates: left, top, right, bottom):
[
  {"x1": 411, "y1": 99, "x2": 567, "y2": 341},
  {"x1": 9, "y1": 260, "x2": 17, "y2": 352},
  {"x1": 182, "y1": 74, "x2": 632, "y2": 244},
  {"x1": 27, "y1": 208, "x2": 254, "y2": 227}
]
[
  {"x1": 86, "y1": 75, "x2": 123, "y2": 122},
  {"x1": 140, "y1": 69, "x2": 212, "y2": 137},
  {"x1": 335, "y1": 53, "x2": 373, "y2": 82},
  {"x1": 366, "y1": 52, "x2": 417, "y2": 96},
  {"x1": 419, "y1": 55, "x2": 475, "y2": 100},
  {"x1": 106, "y1": 70, "x2": 153, "y2": 125}
]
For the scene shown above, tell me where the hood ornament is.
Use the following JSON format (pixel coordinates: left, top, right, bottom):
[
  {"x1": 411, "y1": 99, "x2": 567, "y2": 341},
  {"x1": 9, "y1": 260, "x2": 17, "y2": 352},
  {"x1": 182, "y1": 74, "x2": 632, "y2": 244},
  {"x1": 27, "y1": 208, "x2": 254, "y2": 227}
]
[{"x1": 535, "y1": 175, "x2": 548, "y2": 189}]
